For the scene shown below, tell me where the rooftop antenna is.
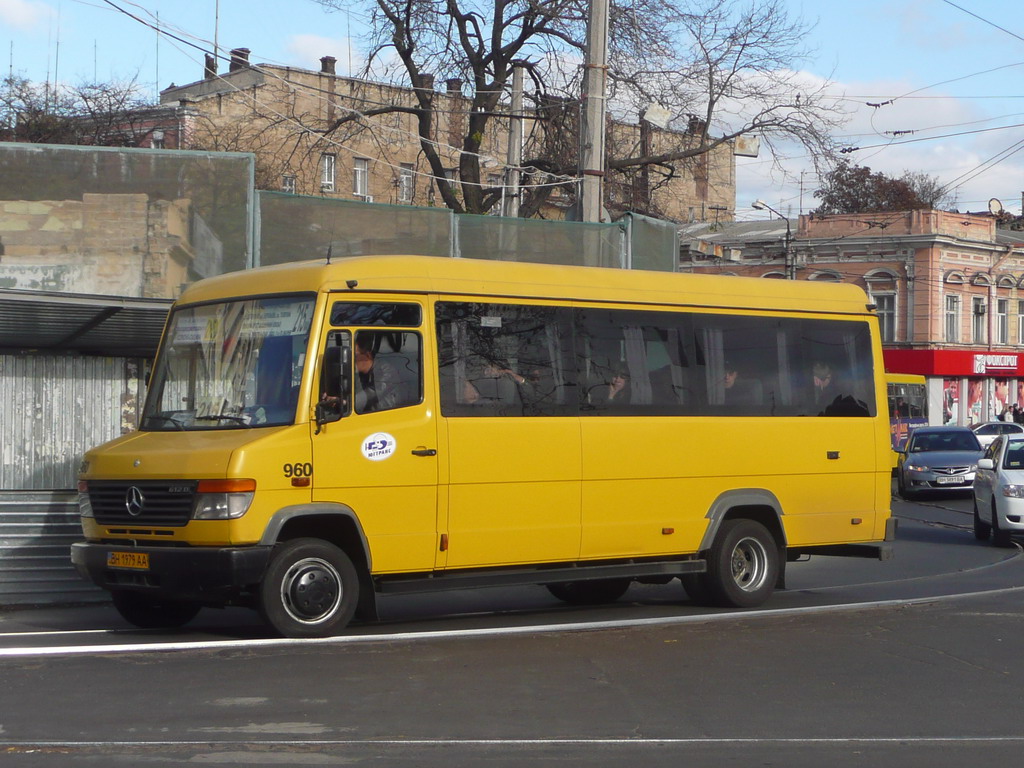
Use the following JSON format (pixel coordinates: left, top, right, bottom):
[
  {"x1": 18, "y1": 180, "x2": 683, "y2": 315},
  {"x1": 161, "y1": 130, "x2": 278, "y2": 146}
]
[{"x1": 326, "y1": 243, "x2": 333, "y2": 265}]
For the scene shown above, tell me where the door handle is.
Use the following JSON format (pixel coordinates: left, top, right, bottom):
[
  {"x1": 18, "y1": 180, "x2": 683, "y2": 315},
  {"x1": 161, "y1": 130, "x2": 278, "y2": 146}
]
[{"x1": 411, "y1": 448, "x2": 437, "y2": 457}]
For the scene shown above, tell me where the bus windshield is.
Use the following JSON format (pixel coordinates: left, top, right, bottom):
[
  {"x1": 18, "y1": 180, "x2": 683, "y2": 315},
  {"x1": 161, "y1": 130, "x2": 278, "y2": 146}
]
[{"x1": 141, "y1": 294, "x2": 315, "y2": 431}]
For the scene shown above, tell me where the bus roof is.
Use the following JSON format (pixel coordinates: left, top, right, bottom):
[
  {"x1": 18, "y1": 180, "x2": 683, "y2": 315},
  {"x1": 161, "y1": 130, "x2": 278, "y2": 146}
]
[{"x1": 178, "y1": 255, "x2": 874, "y2": 316}]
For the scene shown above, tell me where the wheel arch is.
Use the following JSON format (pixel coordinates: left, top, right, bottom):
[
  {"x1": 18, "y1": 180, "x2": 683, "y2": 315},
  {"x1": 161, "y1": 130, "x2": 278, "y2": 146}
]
[
  {"x1": 697, "y1": 488, "x2": 787, "y2": 554},
  {"x1": 260, "y1": 503, "x2": 372, "y2": 574}
]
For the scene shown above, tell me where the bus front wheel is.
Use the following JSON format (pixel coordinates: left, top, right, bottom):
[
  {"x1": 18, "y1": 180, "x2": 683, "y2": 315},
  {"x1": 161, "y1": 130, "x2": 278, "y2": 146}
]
[
  {"x1": 259, "y1": 538, "x2": 359, "y2": 638},
  {"x1": 704, "y1": 519, "x2": 778, "y2": 608}
]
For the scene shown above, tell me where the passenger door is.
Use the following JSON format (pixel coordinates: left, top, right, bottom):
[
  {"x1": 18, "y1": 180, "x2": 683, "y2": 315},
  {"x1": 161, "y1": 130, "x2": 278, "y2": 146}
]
[
  {"x1": 435, "y1": 300, "x2": 581, "y2": 568},
  {"x1": 312, "y1": 300, "x2": 439, "y2": 575}
]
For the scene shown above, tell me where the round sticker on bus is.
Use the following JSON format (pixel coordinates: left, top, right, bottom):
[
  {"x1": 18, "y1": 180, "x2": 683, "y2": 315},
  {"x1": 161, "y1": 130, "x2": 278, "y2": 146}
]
[{"x1": 362, "y1": 432, "x2": 397, "y2": 461}]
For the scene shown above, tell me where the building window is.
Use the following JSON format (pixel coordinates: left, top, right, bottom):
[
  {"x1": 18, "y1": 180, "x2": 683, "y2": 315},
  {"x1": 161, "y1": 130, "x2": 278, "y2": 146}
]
[
  {"x1": 1017, "y1": 300, "x2": 1024, "y2": 344},
  {"x1": 945, "y1": 294, "x2": 961, "y2": 343},
  {"x1": 321, "y1": 153, "x2": 336, "y2": 191},
  {"x1": 997, "y1": 298, "x2": 1009, "y2": 345},
  {"x1": 873, "y1": 293, "x2": 896, "y2": 343},
  {"x1": 398, "y1": 163, "x2": 414, "y2": 203},
  {"x1": 972, "y1": 297, "x2": 987, "y2": 344},
  {"x1": 281, "y1": 175, "x2": 296, "y2": 194},
  {"x1": 353, "y1": 158, "x2": 369, "y2": 197}
]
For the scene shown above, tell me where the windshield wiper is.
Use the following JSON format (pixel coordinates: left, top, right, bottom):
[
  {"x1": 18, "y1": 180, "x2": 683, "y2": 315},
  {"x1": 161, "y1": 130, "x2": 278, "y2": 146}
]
[
  {"x1": 193, "y1": 414, "x2": 253, "y2": 428},
  {"x1": 147, "y1": 413, "x2": 185, "y2": 431}
]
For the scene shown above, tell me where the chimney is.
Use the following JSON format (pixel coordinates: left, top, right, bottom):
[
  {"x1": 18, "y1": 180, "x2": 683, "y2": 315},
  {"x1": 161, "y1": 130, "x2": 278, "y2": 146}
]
[
  {"x1": 320, "y1": 56, "x2": 337, "y2": 75},
  {"x1": 229, "y1": 48, "x2": 251, "y2": 73},
  {"x1": 445, "y1": 78, "x2": 463, "y2": 95},
  {"x1": 415, "y1": 73, "x2": 435, "y2": 91},
  {"x1": 204, "y1": 54, "x2": 217, "y2": 80}
]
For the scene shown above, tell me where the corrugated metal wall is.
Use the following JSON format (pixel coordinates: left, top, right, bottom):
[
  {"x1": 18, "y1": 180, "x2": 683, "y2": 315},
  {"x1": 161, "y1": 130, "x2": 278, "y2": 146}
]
[
  {"x1": 0, "y1": 491, "x2": 105, "y2": 604},
  {"x1": 0, "y1": 354, "x2": 144, "y2": 604},
  {"x1": 0, "y1": 354, "x2": 146, "y2": 490}
]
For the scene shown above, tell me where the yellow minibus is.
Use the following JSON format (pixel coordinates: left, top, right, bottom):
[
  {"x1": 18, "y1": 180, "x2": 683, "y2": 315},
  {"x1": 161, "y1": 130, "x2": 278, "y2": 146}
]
[{"x1": 73, "y1": 255, "x2": 896, "y2": 637}]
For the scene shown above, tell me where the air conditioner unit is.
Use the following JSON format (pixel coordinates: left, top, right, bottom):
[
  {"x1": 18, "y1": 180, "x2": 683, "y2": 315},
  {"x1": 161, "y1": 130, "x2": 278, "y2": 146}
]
[{"x1": 363, "y1": 195, "x2": 373, "y2": 203}]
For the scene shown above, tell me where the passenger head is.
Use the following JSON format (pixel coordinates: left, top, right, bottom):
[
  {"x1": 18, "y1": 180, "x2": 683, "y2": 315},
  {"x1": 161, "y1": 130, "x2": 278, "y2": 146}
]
[
  {"x1": 724, "y1": 362, "x2": 737, "y2": 389},
  {"x1": 354, "y1": 337, "x2": 375, "y2": 374}
]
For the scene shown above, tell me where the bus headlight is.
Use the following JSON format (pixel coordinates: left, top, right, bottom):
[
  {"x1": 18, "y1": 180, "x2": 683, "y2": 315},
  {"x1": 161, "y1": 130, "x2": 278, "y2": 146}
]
[
  {"x1": 1002, "y1": 485, "x2": 1024, "y2": 498},
  {"x1": 192, "y1": 479, "x2": 256, "y2": 520},
  {"x1": 77, "y1": 480, "x2": 93, "y2": 518}
]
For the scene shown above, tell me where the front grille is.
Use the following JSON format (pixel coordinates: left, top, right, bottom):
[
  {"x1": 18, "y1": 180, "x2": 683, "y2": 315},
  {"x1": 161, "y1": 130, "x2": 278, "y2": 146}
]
[
  {"x1": 934, "y1": 466, "x2": 971, "y2": 475},
  {"x1": 89, "y1": 480, "x2": 197, "y2": 527}
]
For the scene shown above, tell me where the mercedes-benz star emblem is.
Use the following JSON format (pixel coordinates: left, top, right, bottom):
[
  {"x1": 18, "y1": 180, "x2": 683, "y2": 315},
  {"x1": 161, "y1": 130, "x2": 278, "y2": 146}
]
[{"x1": 125, "y1": 486, "x2": 145, "y2": 517}]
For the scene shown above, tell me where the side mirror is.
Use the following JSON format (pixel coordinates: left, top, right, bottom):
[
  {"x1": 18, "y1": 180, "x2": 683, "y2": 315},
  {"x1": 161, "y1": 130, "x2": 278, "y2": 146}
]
[
  {"x1": 978, "y1": 458, "x2": 994, "y2": 470},
  {"x1": 314, "y1": 342, "x2": 351, "y2": 432}
]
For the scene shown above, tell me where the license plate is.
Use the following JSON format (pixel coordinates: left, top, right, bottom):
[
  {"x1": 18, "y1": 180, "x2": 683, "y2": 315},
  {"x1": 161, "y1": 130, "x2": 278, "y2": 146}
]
[
  {"x1": 107, "y1": 551, "x2": 149, "y2": 570},
  {"x1": 935, "y1": 476, "x2": 965, "y2": 485}
]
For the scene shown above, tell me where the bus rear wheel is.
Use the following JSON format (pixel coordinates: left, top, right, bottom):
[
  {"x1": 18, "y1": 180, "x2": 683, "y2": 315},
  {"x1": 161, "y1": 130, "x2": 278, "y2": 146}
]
[
  {"x1": 705, "y1": 519, "x2": 778, "y2": 608},
  {"x1": 111, "y1": 591, "x2": 201, "y2": 630},
  {"x1": 546, "y1": 578, "x2": 631, "y2": 605},
  {"x1": 259, "y1": 538, "x2": 359, "y2": 638}
]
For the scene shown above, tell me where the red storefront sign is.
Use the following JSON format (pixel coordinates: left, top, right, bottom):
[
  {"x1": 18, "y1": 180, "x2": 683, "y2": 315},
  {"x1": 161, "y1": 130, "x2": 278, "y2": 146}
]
[{"x1": 884, "y1": 349, "x2": 1024, "y2": 377}]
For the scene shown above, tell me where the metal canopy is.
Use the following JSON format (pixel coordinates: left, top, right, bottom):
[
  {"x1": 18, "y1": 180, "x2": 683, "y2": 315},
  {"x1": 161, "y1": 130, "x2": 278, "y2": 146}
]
[{"x1": 0, "y1": 289, "x2": 171, "y2": 358}]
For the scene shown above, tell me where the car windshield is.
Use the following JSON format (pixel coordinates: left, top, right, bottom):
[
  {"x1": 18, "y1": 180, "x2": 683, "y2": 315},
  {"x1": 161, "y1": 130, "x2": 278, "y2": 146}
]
[
  {"x1": 141, "y1": 295, "x2": 315, "y2": 431},
  {"x1": 910, "y1": 432, "x2": 980, "y2": 452}
]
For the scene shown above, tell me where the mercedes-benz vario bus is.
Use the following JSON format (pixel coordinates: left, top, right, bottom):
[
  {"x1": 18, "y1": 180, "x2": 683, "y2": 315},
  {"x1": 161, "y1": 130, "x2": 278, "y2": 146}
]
[{"x1": 73, "y1": 255, "x2": 895, "y2": 637}]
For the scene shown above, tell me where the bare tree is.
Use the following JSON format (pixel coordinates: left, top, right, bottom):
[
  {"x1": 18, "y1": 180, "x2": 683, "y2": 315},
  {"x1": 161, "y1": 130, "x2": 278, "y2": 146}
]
[
  {"x1": 1, "y1": 75, "x2": 156, "y2": 146},
  {"x1": 313, "y1": 0, "x2": 845, "y2": 217}
]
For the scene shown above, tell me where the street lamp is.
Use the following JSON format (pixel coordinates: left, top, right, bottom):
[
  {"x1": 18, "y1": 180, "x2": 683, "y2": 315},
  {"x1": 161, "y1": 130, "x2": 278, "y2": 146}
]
[{"x1": 752, "y1": 199, "x2": 794, "y2": 279}]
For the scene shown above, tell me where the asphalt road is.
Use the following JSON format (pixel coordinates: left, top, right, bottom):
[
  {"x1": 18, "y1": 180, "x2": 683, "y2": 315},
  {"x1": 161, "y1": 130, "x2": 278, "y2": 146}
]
[{"x1": 1, "y1": 487, "x2": 1023, "y2": 767}]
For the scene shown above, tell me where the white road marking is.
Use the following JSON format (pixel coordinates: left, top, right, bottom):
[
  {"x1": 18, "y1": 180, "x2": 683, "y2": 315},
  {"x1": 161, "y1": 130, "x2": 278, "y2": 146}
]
[{"x1": 2, "y1": 584, "x2": 1024, "y2": 659}]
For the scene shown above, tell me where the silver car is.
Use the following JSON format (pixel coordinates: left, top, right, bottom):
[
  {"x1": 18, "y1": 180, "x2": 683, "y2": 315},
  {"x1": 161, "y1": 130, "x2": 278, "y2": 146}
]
[
  {"x1": 973, "y1": 434, "x2": 1024, "y2": 547},
  {"x1": 897, "y1": 426, "x2": 983, "y2": 499}
]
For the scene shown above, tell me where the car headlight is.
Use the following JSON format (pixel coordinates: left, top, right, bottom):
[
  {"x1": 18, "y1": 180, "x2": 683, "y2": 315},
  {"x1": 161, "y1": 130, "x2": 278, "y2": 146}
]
[
  {"x1": 1002, "y1": 485, "x2": 1024, "y2": 498},
  {"x1": 192, "y1": 479, "x2": 256, "y2": 520},
  {"x1": 905, "y1": 463, "x2": 928, "y2": 472},
  {"x1": 969, "y1": 464, "x2": 978, "y2": 472},
  {"x1": 77, "y1": 480, "x2": 94, "y2": 518}
]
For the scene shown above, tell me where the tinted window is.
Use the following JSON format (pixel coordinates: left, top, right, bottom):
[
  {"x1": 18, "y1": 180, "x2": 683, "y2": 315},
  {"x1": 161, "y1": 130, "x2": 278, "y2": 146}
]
[
  {"x1": 436, "y1": 302, "x2": 574, "y2": 417},
  {"x1": 331, "y1": 302, "x2": 422, "y2": 327}
]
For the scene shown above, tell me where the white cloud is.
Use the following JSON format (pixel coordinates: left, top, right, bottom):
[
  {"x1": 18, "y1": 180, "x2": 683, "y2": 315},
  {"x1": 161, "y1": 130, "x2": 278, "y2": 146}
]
[
  {"x1": 0, "y1": 0, "x2": 52, "y2": 29},
  {"x1": 284, "y1": 34, "x2": 363, "y2": 77}
]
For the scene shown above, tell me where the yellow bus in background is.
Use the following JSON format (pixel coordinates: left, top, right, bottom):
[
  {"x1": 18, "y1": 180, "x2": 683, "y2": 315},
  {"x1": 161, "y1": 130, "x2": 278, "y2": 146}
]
[
  {"x1": 886, "y1": 373, "x2": 929, "y2": 469},
  {"x1": 73, "y1": 255, "x2": 896, "y2": 637}
]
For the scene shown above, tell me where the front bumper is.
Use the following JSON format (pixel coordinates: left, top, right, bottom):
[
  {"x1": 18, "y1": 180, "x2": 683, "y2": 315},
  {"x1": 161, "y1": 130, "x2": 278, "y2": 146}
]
[
  {"x1": 905, "y1": 470, "x2": 976, "y2": 491},
  {"x1": 70, "y1": 542, "x2": 272, "y2": 604}
]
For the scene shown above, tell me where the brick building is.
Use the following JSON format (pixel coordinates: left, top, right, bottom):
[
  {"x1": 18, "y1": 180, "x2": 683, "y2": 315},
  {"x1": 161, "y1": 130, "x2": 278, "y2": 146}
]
[
  {"x1": 158, "y1": 50, "x2": 736, "y2": 222},
  {"x1": 681, "y1": 209, "x2": 1024, "y2": 425}
]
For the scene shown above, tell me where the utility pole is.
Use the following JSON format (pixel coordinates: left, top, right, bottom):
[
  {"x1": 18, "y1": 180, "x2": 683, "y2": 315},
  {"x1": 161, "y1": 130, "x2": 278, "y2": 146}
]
[
  {"x1": 580, "y1": 0, "x2": 609, "y2": 223},
  {"x1": 752, "y1": 200, "x2": 794, "y2": 279},
  {"x1": 502, "y1": 66, "x2": 524, "y2": 218}
]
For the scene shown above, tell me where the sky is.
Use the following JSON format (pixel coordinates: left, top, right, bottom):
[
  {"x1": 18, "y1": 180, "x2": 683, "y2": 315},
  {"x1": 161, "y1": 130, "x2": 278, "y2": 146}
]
[{"x1": 2, "y1": 0, "x2": 1023, "y2": 219}]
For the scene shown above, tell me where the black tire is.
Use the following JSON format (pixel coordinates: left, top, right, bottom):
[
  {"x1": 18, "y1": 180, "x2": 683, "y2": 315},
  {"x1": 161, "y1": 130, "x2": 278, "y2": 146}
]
[
  {"x1": 546, "y1": 578, "x2": 631, "y2": 605},
  {"x1": 111, "y1": 591, "x2": 201, "y2": 630},
  {"x1": 259, "y1": 538, "x2": 359, "y2": 638},
  {"x1": 897, "y1": 472, "x2": 915, "y2": 500},
  {"x1": 973, "y1": 498, "x2": 991, "y2": 541},
  {"x1": 704, "y1": 519, "x2": 779, "y2": 608},
  {"x1": 991, "y1": 502, "x2": 1014, "y2": 548},
  {"x1": 680, "y1": 573, "x2": 715, "y2": 606}
]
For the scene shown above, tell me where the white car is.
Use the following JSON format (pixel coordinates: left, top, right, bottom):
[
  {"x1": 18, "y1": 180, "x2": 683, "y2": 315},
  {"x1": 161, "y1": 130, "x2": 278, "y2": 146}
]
[
  {"x1": 971, "y1": 421, "x2": 1024, "y2": 449},
  {"x1": 972, "y1": 434, "x2": 1024, "y2": 547}
]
